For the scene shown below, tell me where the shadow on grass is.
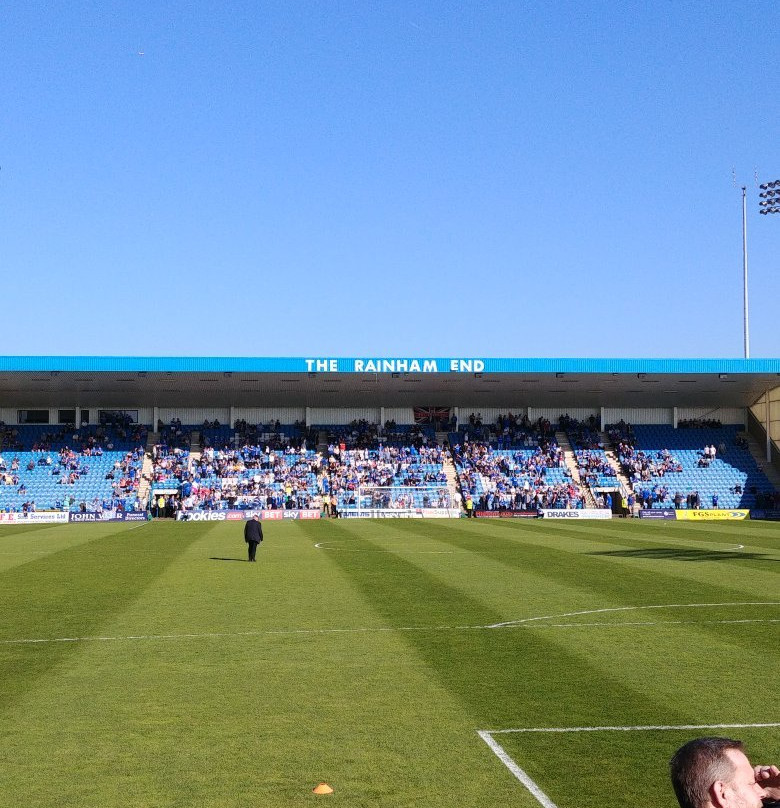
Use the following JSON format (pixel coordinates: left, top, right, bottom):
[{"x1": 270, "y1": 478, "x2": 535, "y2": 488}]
[
  {"x1": 588, "y1": 547, "x2": 774, "y2": 562},
  {"x1": 209, "y1": 557, "x2": 249, "y2": 562}
]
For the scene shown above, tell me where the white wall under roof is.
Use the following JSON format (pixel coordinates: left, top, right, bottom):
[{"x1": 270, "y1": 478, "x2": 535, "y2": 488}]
[
  {"x1": 309, "y1": 407, "x2": 381, "y2": 425},
  {"x1": 159, "y1": 408, "x2": 230, "y2": 425},
  {"x1": 459, "y1": 406, "x2": 520, "y2": 423},
  {"x1": 233, "y1": 407, "x2": 305, "y2": 424},
  {"x1": 1, "y1": 407, "x2": 155, "y2": 426},
  {"x1": 383, "y1": 408, "x2": 415, "y2": 424},
  {"x1": 602, "y1": 407, "x2": 673, "y2": 425},
  {"x1": 676, "y1": 407, "x2": 746, "y2": 425},
  {"x1": 0, "y1": 404, "x2": 751, "y2": 430},
  {"x1": 750, "y1": 388, "x2": 780, "y2": 448},
  {"x1": 528, "y1": 407, "x2": 597, "y2": 423}
]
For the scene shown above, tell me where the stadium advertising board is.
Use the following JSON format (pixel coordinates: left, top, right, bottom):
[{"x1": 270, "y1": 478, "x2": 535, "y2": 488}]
[
  {"x1": 341, "y1": 509, "x2": 422, "y2": 519},
  {"x1": 176, "y1": 509, "x2": 320, "y2": 522},
  {"x1": 340, "y1": 508, "x2": 458, "y2": 519},
  {"x1": 279, "y1": 510, "x2": 320, "y2": 520},
  {"x1": 675, "y1": 509, "x2": 750, "y2": 521},
  {"x1": 540, "y1": 508, "x2": 612, "y2": 519},
  {"x1": 475, "y1": 510, "x2": 538, "y2": 518},
  {"x1": 176, "y1": 511, "x2": 230, "y2": 522},
  {"x1": 639, "y1": 509, "x2": 678, "y2": 520},
  {"x1": 70, "y1": 511, "x2": 149, "y2": 523},
  {"x1": 750, "y1": 509, "x2": 780, "y2": 520},
  {"x1": 70, "y1": 511, "x2": 123, "y2": 523},
  {"x1": 0, "y1": 511, "x2": 69, "y2": 525}
]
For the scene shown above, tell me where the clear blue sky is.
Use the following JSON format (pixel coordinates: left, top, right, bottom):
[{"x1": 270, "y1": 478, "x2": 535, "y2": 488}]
[{"x1": 2, "y1": 1, "x2": 779, "y2": 359}]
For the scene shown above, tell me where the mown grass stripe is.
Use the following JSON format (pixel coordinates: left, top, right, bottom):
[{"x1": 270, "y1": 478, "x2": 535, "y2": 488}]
[
  {"x1": 0, "y1": 521, "x2": 209, "y2": 712},
  {"x1": 414, "y1": 519, "x2": 777, "y2": 608},
  {"x1": 299, "y1": 520, "x2": 710, "y2": 732}
]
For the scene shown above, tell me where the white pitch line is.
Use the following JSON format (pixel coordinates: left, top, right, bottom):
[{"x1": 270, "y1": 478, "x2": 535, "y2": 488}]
[
  {"x1": 532, "y1": 618, "x2": 779, "y2": 629},
  {"x1": 0, "y1": 551, "x2": 48, "y2": 555},
  {"x1": 478, "y1": 730, "x2": 559, "y2": 808},
  {"x1": 483, "y1": 722, "x2": 780, "y2": 735},
  {"x1": 487, "y1": 601, "x2": 780, "y2": 629},
  {"x1": 1, "y1": 617, "x2": 778, "y2": 647},
  {"x1": 477, "y1": 722, "x2": 780, "y2": 808},
  {"x1": 313, "y1": 541, "x2": 457, "y2": 553}
]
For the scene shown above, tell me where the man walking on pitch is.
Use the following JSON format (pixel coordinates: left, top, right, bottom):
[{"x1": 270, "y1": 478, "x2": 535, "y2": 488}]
[{"x1": 244, "y1": 513, "x2": 263, "y2": 562}]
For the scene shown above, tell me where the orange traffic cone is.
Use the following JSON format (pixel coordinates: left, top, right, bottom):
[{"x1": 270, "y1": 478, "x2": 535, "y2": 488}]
[{"x1": 312, "y1": 782, "x2": 334, "y2": 795}]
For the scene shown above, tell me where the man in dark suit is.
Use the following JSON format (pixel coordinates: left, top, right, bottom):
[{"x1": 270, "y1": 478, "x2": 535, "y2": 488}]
[{"x1": 244, "y1": 514, "x2": 263, "y2": 562}]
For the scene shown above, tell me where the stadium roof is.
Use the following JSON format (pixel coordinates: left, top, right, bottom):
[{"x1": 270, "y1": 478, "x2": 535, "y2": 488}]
[{"x1": 1, "y1": 356, "x2": 779, "y2": 410}]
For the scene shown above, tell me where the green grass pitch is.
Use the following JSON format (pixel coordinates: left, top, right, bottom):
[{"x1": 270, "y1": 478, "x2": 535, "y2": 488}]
[{"x1": 0, "y1": 517, "x2": 778, "y2": 807}]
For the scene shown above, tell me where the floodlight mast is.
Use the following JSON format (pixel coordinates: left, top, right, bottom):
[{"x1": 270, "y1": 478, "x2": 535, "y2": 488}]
[
  {"x1": 739, "y1": 179, "x2": 780, "y2": 359},
  {"x1": 758, "y1": 179, "x2": 780, "y2": 215},
  {"x1": 757, "y1": 178, "x2": 779, "y2": 464}
]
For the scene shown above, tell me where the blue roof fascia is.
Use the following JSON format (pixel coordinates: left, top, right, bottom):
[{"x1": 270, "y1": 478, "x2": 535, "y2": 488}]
[{"x1": 0, "y1": 356, "x2": 780, "y2": 374}]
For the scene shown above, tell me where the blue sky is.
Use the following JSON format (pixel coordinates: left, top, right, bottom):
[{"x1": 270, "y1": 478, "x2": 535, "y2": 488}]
[{"x1": 2, "y1": 1, "x2": 779, "y2": 359}]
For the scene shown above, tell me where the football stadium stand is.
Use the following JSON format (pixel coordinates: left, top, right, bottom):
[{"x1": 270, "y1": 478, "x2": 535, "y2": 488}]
[
  {"x1": 611, "y1": 422, "x2": 776, "y2": 510},
  {"x1": 450, "y1": 439, "x2": 583, "y2": 511},
  {"x1": 0, "y1": 424, "x2": 146, "y2": 512},
  {"x1": 0, "y1": 357, "x2": 778, "y2": 517}
]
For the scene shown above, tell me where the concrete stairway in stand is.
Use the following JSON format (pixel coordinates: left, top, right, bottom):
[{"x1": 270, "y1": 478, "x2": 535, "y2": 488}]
[
  {"x1": 137, "y1": 431, "x2": 158, "y2": 506},
  {"x1": 435, "y1": 431, "x2": 462, "y2": 509},
  {"x1": 440, "y1": 448, "x2": 463, "y2": 512},
  {"x1": 738, "y1": 430, "x2": 780, "y2": 492},
  {"x1": 316, "y1": 430, "x2": 329, "y2": 454},
  {"x1": 599, "y1": 430, "x2": 634, "y2": 498},
  {"x1": 435, "y1": 430, "x2": 450, "y2": 447},
  {"x1": 556, "y1": 431, "x2": 597, "y2": 508},
  {"x1": 188, "y1": 431, "x2": 202, "y2": 470}
]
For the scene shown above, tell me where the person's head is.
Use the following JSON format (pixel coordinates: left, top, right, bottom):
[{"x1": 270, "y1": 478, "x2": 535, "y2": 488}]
[
  {"x1": 670, "y1": 737, "x2": 766, "y2": 808},
  {"x1": 252, "y1": 514, "x2": 259, "y2": 521}
]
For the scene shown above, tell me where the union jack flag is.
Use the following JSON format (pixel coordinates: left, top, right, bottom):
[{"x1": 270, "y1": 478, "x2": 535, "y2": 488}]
[{"x1": 413, "y1": 407, "x2": 451, "y2": 424}]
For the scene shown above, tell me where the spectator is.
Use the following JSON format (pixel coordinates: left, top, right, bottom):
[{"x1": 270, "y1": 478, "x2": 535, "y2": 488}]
[{"x1": 669, "y1": 736, "x2": 780, "y2": 808}]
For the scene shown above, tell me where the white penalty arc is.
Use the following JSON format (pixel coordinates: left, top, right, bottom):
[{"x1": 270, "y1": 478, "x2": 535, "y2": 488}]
[
  {"x1": 487, "y1": 601, "x2": 780, "y2": 629},
  {"x1": 1, "y1": 604, "x2": 778, "y2": 647}
]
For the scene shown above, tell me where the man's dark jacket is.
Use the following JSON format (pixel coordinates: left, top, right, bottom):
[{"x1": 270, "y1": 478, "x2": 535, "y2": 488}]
[{"x1": 244, "y1": 518, "x2": 263, "y2": 544}]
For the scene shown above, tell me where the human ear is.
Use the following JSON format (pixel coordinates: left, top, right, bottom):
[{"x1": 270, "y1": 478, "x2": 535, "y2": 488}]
[{"x1": 709, "y1": 780, "x2": 730, "y2": 808}]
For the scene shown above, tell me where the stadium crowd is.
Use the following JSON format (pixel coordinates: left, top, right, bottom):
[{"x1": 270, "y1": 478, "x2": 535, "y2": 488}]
[
  {"x1": 0, "y1": 422, "x2": 146, "y2": 513},
  {"x1": 451, "y1": 437, "x2": 584, "y2": 511}
]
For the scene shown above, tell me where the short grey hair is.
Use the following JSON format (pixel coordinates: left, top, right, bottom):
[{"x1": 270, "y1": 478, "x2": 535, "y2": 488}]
[{"x1": 669, "y1": 736, "x2": 744, "y2": 808}]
